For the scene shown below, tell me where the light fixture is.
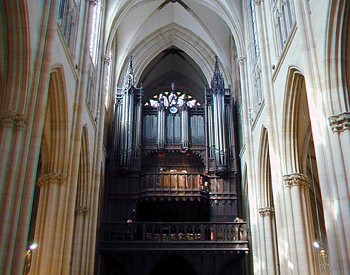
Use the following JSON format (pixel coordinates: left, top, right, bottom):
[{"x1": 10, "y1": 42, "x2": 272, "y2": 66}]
[
  {"x1": 29, "y1": 243, "x2": 38, "y2": 250},
  {"x1": 313, "y1": 241, "x2": 321, "y2": 249}
]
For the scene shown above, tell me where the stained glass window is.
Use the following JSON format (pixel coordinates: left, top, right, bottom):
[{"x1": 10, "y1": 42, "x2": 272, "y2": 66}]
[{"x1": 144, "y1": 91, "x2": 199, "y2": 109}]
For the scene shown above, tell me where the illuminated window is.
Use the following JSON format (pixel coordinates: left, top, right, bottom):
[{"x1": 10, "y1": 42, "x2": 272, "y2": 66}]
[
  {"x1": 90, "y1": 2, "x2": 101, "y2": 65},
  {"x1": 144, "y1": 91, "x2": 199, "y2": 109},
  {"x1": 250, "y1": 0, "x2": 259, "y2": 57}
]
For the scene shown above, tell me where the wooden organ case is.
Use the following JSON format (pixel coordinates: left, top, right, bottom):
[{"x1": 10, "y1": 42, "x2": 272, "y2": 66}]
[{"x1": 99, "y1": 56, "x2": 247, "y2": 275}]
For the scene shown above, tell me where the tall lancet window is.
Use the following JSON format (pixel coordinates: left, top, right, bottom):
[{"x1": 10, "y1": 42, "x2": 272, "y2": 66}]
[
  {"x1": 250, "y1": 0, "x2": 259, "y2": 58},
  {"x1": 90, "y1": 1, "x2": 102, "y2": 65},
  {"x1": 58, "y1": 0, "x2": 79, "y2": 55}
]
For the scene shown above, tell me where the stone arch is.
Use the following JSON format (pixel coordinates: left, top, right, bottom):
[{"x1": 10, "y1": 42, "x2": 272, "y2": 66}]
[
  {"x1": 282, "y1": 67, "x2": 311, "y2": 175},
  {"x1": 31, "y1": 66, "x2": 69, "y2": 274},
  {"x1": 105, "y1": 0, "x2": 245, "y2": 60},
  {"x1": 325, "y1": 0, "x2": 350, "y2": 114},
  {"x1": 257, "y1": 126, "x2": 273, "y2": 208},
  {"x1": 71, "y1": 125, "x2": 91, "y2": 274},
  {"x1": 41, "y1": 66, "x2": 68, "y2": 175},
  {"x1": 117, "y1": 23, "x2": 230, "y2": 88},
  {"x1": 282, "y1": 67, "x2": 323, "y2": 274},
  {"x1": 0, "y1": 1, "x2": 29, "y2": 113},
  {"x1": 257, "y1": 126, "x2": 279, "y2": 275}
]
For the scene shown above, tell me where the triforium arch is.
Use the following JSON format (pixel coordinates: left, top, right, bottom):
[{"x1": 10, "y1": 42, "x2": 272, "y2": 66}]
[
  {"x1": 31, "y1": 66, "x2": 69, "y2": 274},
  {"x1": 281, "y1": 68, "x2": 322, "y2": 275},
  {"x1": 257, "y1": 126, "x2": 278, "y2": 275}
]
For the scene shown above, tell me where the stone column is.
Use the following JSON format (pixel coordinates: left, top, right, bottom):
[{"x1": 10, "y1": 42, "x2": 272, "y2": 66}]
[
  {"x1": 71, "y1": 206, "x2": 90, "y2": 274},
  {"x1": 259, "y1": 207, "x2": 277, "y2": 275},
  {"x1": 237, "y1": 55, "x2": 264, "y2": 274},
  {"x1": 283, "y1": 173, "x2": 316, "y2": 275},
  {"x1": 0, "y1": 111, "x2": 27, "y2": 274},
  {"x1": 60, "y1": 1, "x2": 98, "y2": 274},
  {"x1": 327, "y1": 111, "x2": 350, "y2": 273},
  {"x1": 31, "y1": 172, "x2": 66, "y2": 275},
  {"x1": 2, "y1": 0, "x2": 59, "y2": 273}
]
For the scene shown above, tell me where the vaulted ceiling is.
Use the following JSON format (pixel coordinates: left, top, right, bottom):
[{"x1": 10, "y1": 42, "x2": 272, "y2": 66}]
[{"x1": 104, "y1": 0, "x2": 244, "y2": 99}]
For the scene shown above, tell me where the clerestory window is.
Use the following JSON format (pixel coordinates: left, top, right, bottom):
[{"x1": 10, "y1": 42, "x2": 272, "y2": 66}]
[{"x1": 90, "y1": 2, "x2": 101, "y2": 65}]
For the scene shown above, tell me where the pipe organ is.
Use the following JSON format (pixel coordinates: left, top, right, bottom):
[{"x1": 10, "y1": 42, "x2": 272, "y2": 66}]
[
  {"x1": 205, "y1": 56, "x2": 237, "y2": 176},
  {"x1": 101, "y1": 55, "x2": 244, "y2": 274},
  {"x1": 142, "y1": 82, "x2": 203, "y2": 152},
  {"x1": 113, "y1": 56, "x2": 143, "y2": 172},
  {"x1": 109, "y1": 55, "x2": 238, "y2": 223}
]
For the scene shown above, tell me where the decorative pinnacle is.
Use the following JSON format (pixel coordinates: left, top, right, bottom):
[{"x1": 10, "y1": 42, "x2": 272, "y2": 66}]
[
  {"x1": 211, "y1": 55, "x2": 225, "y2": 92},
  {"x1": 127, "y1": 54, "x2": 133, "y2": 75},
  {"x1": 122, "y1": 55, "x2": 135, "y2": 91}
]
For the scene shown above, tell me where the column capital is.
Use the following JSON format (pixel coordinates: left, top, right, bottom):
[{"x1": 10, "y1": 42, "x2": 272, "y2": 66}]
[
  {"x1": 102, "y1": 54, "x2": 111, "y2": 64},
  {"x1": 258, "y1": 207, "x2": 275, "y2": 217},
  {"x1": 0, "y1": 110, "x2": 28, "y2": 130},
  {"x1": 75, "y1": 206, "x2": 91, "y2": 216},
  {"x1": 237, "y1": 56, "x2": 246, "y2": 65},
  {"x1": 283, "y1": 173, "x2": 310, "y2": 188},
  {"x1": 328, "y1": 112, "x2": 350, "y2": 133},
  {"x1": 37, "y1": 172, "x2": 66, "y2": 187}
]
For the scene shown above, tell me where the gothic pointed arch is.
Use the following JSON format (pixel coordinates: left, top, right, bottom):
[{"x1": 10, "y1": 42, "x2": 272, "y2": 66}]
[
  {"x1": 282, "y1": 67, "x2": 325, "y2": 274},
  {"x1": 117, "y1": 23, "x2": 231, "y2": 88},
  {"x1": 257, "y1": 126, "x2": 279, "y2": 274},
  {"x1": 257, "y1": 127, "x2": 273, "y2": 208},
  {"x1": 71, "y1": 125, "x2": 91, "y2": 274},
  {"x1": 282, "y1": 67, "x2": 311, "y2": 174},
  {"x1": 41, "y1": 66, "x2": 68, "y2": 174},
  {"x1": 31, "y1": 66, "x2": 69, "y2": 274}
]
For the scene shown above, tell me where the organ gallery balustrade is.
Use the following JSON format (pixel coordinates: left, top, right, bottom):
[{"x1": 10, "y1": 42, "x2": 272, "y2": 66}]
[
  {"x1": 99, "y1": 222, "x2": 249, "y2": 251},
  {"x1": 139, "y1": 172, "x2": 209, "y2": 196}
]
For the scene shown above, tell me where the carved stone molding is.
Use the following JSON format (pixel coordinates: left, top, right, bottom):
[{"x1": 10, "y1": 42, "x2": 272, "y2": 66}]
[
  {"x1": 283, "y1": 173, "x2": 310, "y2": 189},
  {"x1": 37, "y1": 172, "x2": 66, "y2": 187},
  {"x1": 328, "y1": 112, "x2": 350, "y2": 133},
  {"x1": 0, "y1": 110, "x2": 28, "y2": 130},
  {"x1": 102, "y1": 55, "x2": 111, "y2": 64},
  {"x1": 75, "y1": 206, "x2": 91, "y2": 216},
  {"x1": 237, "y1": 56, "x2": 246, "y2": 65},
  {"x1": 258, "y1": 207, "x2": 275, "y2": 217}
]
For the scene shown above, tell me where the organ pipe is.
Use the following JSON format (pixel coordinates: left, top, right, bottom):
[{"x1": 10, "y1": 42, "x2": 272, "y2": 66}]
[
  {"x1": 113, "y1": 55, "x2": 143, "y2": 170},
  {"x1": 206, "y1": 56, "x2": 231, "y2": 175}
]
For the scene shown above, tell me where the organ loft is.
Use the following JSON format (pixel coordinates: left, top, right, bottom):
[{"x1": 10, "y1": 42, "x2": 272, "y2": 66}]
[{"x1": 98, "y1": 56, "x2": 248, "y2": 274}]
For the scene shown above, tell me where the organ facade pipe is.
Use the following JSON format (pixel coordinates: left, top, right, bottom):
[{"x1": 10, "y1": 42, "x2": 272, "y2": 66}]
[
  {"x1": 113, "y1": 55, "x2": 143, "y2": 171},
  {"x1": 206, "y1": 56, "x2": 231, "y2": 176},
  {"x1": 181, "y1": 103, "x2": 189, "y2": 150}
]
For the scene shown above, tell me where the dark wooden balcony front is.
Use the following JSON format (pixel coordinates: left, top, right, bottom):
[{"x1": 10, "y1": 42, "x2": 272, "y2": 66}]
[
  {"x1": 99, "y1": 222, "x2": 249, "y2": 252},
  {"x1": 139, "y1": 172, "x2": 209, "y2": 200}
]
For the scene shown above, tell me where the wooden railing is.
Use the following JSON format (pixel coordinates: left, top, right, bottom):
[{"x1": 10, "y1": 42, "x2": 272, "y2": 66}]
[
  {"x1": 139, "y1": 173, "x2": 209, "y2": 193},
  {"x1": 99, "y1": 222, "x2": 249, "y2": 251}
]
